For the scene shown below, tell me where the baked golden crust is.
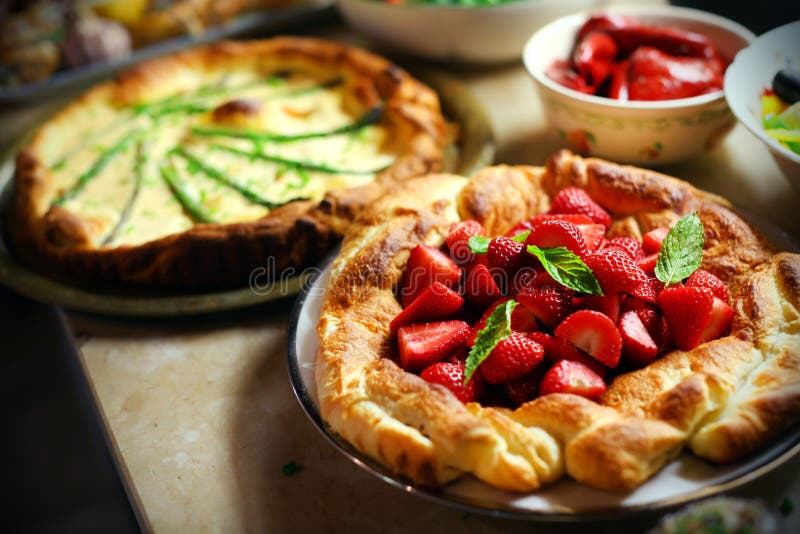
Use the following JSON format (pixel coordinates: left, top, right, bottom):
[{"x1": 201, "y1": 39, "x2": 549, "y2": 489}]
[
  {"x1": 316, "y1": 150, "x2": 800, "y2": 492},
  {"x1": 10, "y1": 37, "x2": 449, "y2": 287}
]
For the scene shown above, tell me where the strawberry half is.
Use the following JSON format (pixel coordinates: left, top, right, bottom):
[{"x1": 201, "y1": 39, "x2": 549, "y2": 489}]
[
  {"x1": 464, "y1": 263, "x2": 503, "y2": 308},
  {"x1": 528, "y1": 213, "x2": 595, "y2": 226},
  {"x1": 539, "y1": 359, "x2": 606, "y2": 400},
  {"x1": 584, "y1": 248, "x2": 650, "y2": 296},
  {"x1": 526, "y1": 219, "x2": 588, "y2": 258},
  {"x1": 617, "y1": 310, "x2": 659, "y2": 367},
  {"x1": 529, "y1": 331, "x2": 608, "y2": 377},
  {"x1": 516, "y1": 275, "x2": 573, "y2": 329},
  {"x1": 487, "y1": 236, "x2": 528, "y2": 275},
  {"x1": 549, "y1": 187, "x2": 612, "y2": 228},
  {"x1": 577, "y1": 223, "x2": 607, "y2": 252},
  {"x1": 572, "y1": 293, "x2": 623, "y2": 322},
  {"x1": 399, "y1": 244, "x2": 461, "y2": 307},
  {"x1": 479, "y1": 332, "x2": 545, "y2": 384},
  {"x1": 637, "y1": 253, "x2": 659, "y2": 274},
  {"x1": 658, "y1": 286, "x2": 732, "y2": 350},
  {"x1": 685, "y1": 269, "x2": 730, "y2": 303},
  {"x1": 642, "y1": 227, "x2": 669, "y2": 254},
  {"x1": 554, "y1": 309, "x2": 623, "y2": 368},
  {"x1": 447, "y1": 220, "x2": 487, "y2": 266},
  {"x1": 390, "y1": 282, "x2": 464, "y2": 335},
  {"x1": 420, "y1": 361, "x2": 484, "y2": 403},
  {"x1": 397, "y1": 320, "x2": 470, "y2": 372},
  {"x1": 606, "y1": 237, "x2": 645, "y2": 260}
]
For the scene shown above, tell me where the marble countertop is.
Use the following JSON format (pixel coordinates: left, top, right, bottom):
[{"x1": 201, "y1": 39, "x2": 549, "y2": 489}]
[{"x1": 3, "y1": 13, "x2": 800, "y2": 534}]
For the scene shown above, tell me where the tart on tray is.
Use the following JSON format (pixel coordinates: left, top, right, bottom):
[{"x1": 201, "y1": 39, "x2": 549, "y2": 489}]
[
  {"x1": 9, "y1": 37, "x2": 449, "y2": 286},
  {"x1": 316, "y1": 149, "x2": 800, "y2": 492}
]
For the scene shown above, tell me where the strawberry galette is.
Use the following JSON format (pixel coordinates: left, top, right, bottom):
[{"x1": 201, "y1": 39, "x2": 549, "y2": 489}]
[{"x1": 315, "y1": 150, "x2": 800, "y2": 492}]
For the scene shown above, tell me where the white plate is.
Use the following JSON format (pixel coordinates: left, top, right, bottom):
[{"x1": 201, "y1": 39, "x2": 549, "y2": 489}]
[{"x1": 286, "y1": 239, "x2": 800, "y2": 520}]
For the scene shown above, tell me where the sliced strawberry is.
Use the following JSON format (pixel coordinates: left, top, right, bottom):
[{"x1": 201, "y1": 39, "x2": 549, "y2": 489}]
[
  {"x1": 399, "y1": 245, "x2": 461, "y2": 307},
  {"x1": 584, "y1": 248, "x2": 650, "y2": 296},
  {"x1": 577, "y1": 223, "x2": 606, "y2": 252},
  {"x1": 549, "y1": 187, "x2": 612, "y2": 228},
  {"x1": 446, "y1": 220, "x2": 487, "y2": 265},
  {"x1": 508, "y1": 266, "x2": 540, "y2": 296},
  {"x1": 702, "y1": 296, "x2": 734, "y2": 342},
  {"x1": 420, "y1": 361, "x2": 484, "y2": 403},
  {"x1": 464, "y1": 263, "x2": 503, "y2": 308},
  {"x1": 390, "y1": 282, "x2": 464, "y2": 335},
  {"x1": 504, "y1": 220, "x2": 535, "y2": 238},
  {"x1": 530, "y1": 331, "x2": 609, "y2": 377},
  {"x1": 517, "y1": 276, "x2": 573, "y2": 329},
  {"x1": 623, "y1": 301, "x2": 672, "y2": 353},
  {"x1": 554, "y1": 309, "x2": 623, "y2": 368},
  {"x1": 487, "y1": 236, "x2": 528, "y2": 275},
  {"x1": 526, "y1": 219, "x2": 588, "y2": 258},
  {"x1": 629, "y1": 278, "x2": 658, "y2": 304},
  {"x1": 572, "y1": 293, "x2": 622, "y2": 322},
  {"x1": 446, "y1": 346, "x2": 470, "y2": 364},
  {"x1": 606, "y1": 237, "x2": 645, "y2": 260},
  {"x1": 686, "y1": 269, "x2": 730, "y2": 303},
  {"x1": 617, "y1": 310, "x2": 659, "y2": 367},
  {"x1": 479, "y1": 332, "x2": 545, "y2": 385},
  {"x1": 637, "y1": 253, "x2": 659, "y2": 274},
  {"x1": 398, "y1": 320, "x2": 470, "y2": 372},
  {"x1": 539, "y1": 360, "x2": 606, "y2": 400},
  {"x1": 528, "y1": 213, "x2": 595, "y2": 226},
  {"x1": 504, "y1": 368, "x2": 546, "y2": 406},
  {"x1": 642, "y1": 227, "x2": 669, "y2": 254},
  {"x1": 658, "y1": 286, "x2": 718, "y2": 351}
]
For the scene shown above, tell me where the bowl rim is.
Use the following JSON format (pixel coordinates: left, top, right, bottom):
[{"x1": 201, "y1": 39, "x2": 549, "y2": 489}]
[
  {"x1": 724, "y1": 20, "x2": 800, "y2": 165},
  {"x1": 522, "y1": 4, "x2": 756, "y2": 111},
  {"x1": 335, "y1": 0, "x2": 577, "y2": 13}
]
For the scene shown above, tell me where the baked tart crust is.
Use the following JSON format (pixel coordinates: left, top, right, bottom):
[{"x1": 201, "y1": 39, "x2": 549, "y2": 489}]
[
  {"x1": 10, "y1": 37, "x2": 449, "y2": 286},
  {"x1": 316, "y1": 150, "x2": 800, "y2": 492}
]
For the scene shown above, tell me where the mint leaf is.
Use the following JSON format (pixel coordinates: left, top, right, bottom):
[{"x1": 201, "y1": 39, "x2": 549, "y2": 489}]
[
  {"x1": 468, "y1": 235, "x2": 490, "y2": 254},
  {"x1": 655, "y1": 212, "x2": 705, "y2": 286},
  {"x1": 464, "y1": 300, "x2": 515, "y2": 384},
  {"x1": 526, "y1": 245, "x2": 603, "y2": 295},
  {"x1": 510, "y1": 230, "x2": 531, "y2": 243}
]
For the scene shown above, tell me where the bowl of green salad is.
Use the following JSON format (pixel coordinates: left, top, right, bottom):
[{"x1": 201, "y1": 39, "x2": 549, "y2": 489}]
[
  {"x1": 335, "y1": 0, "x2": 603, "y2": 63},
  {"x1": 725, "y1": 20, "x2": 800, "y2": 192}
]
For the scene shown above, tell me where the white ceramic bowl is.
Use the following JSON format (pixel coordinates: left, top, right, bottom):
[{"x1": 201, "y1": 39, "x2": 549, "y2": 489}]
[
  {"x1": 724, "y1": 20, "x2": 800, "y2": 192},
  {"x1": 523, "y1": 5, "x2": 755, "y2": 165},
  {"x1": 335, "y1": 0, "x2": 603, "y2": 64}
]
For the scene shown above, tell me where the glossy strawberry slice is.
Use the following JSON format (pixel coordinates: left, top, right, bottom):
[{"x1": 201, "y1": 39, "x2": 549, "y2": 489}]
[
  {"x1": 549, "y1": 187, "x2": 612, "y2": 228},
  {"x1": 398, "y1": 320, "x2": 470, "y2": 372},
  {"x1": 584, "y1": 248, "x2": 650, "y2": 296},
  {"x1": 629, "y1": 278, "x2": 659, "y2": 304},
  {"x1": 390, "y1": 282, "x2": 464, "y2": 335},
  {"x1": 508, "y1": 266, "x2": 540, "y2": 296},
  {"x1": 617, "y1": 310, "x2": 659, "y2": 367},
  {"x1": 526, "y1": 219, "x2": 588, "y2": 258},
  {"x1": 637, "y1": 253, "x2": 659, "y2": 274},
  {"x1": 447, "y1": 220, "x2": 487, "y2": 266},
  {"x1": 658, "y1": 286, "x2": 732, "y2": 350},
  {"x1": 464, "y1": 263, "x2": 503, "y2": 308},
  {"x1": 517, "y1": 277, "x2": 573, "y2": 329},
  {"x1": 529, "y1": 332, "x2": 608, "y2": 377},
  {"x1": 504, "y1": 368, "x2": 546, "y2": 406},
  {"x1": 642, "y1": 227, "x2": 669, "y2": 254},
  {"x1": 622, "y1": 300, "x2": 672, "y2": 353},
  {"x1": 685, "y1": 269, "x2": 730, "y2": 303},
  {"x1": 420, "y1": 361, "x2": 484, "y2": 403},
  {"x1": 487, "y1": 236, "x2": 527, "y2": 275},
  {"x1": 577, "y1": 223, "x2": 606, "y2": 252},
  {"x1": 399, "y1": 245, "x2": 461, "y2": 307},
  {"x1": 554, "y1": 309, "x2": 623, "y2": 368},
  {"x1": 479, "y1": 332, "x2": 545, "y2": 385},
  {"x1": 572, "y1": 293, "x2": 622, "y2": 322},
  {"x1": 606, "y1": 237, "x2": 645, "y2": 260},
  {"x1": 540, "y1": 360, "x2": 606, "y2": 400}
]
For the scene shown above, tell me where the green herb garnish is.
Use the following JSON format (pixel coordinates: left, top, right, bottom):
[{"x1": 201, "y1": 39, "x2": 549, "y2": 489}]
[
  {"x1": 464, "y1": 300, "x2": 515, "y2": 383},
  {"x1": 526, "y1": 245, "x2": 603, "y2": 295},
  {"x1": 654, "y1": 212, "x2": 705, "y2": 286},
  {"x1": 468, "y1": 235, "x2": 491, "y2": 254},
  {"x1": 282, "y1": 461, "x2": 302, "y2": 476}
]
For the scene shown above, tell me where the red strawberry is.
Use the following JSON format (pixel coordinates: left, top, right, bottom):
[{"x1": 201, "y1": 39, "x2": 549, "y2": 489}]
[
  {"x1": 549, "y1": 187, "x2": 612, "y2": 228},
  {"x1": 572, "y1": 293, "x2": 622, "y2": 322},
  {"x1": 637, "y1": 253, "x2": 659, "y2": 274},
  {"x1": 479, "y1": 332, "x2": 545, "y2": 384},
  {"x1": 686, "y1": 269, "x2": 730, "y2": 303},
  {"x1": 420, "y1": 361, "x2": 484, "y2": 403},
  {"x1": 584, "y1": 248, "x2": 650, "y2": 296},
  {"x1": 504, "y1": 220, "x2": 535, "y2": 237},
  {"x1": 622, "y1": 301, "x2": 672, "y2": 352},
  {"x1": 617, "y1": 310, "x2": 659, "y2": 367},
  {"x1": 517, "y1": 276, "x2": 573, "y2": 329},
  {"x1": 446, "y1": 346, "x2": 470, "y2": 364},
  {"x1": 398, "y1": 320, "x2": 470, "y2": 372},
  {"x1": 642, "y1": 227, "x2": 669, "y2": 254},
  {"x1": 399, "y1": 245, "x2": 461, "y2": 307},
  {"x1": 504, "y1": 368, "x2": 546, "y2": 406},
  {"x1": 464, "y1": 263, "x2": 503, "y2": 308},
  {"x1": 468, "y1": 298, "x2": 539, "y2": 346},
  {"x1": 446, "y1": 220, "x2": 487, "y2": 265},
  {"x1": 530, "y1": 331, "x2": 609, "y2": 377},
  {"x1": 539, "y1": 360, "x2": 606, "y2": 400},
  {"x1": 554, "y1": 309, "x2": 623, "y2": 368},
  {"x1": 528, "y1": 213, "x2": 595, "y2": 226},
  {"x1": 629, "y1": 278, "x2": 659, "y2": 304},
  {"x1": 526, "y1": 219, "x2": 588, "y2": 258},
  {"x1": 606, "y1": 237, "x2": 645, "y2": 260},
  {"x1": 658, "y1": 286, "x2": 732, "y2": 350},
  {"x1": 577, "y1": 223, "x2": 607, "y2": 252},
  {"x1": 390, "y1": 282, "x2": 464, "y2": 335},
  {"x1": 508, "y1": 266, "x2": 540, "y2": 296},
  {"x1": 487, "y1": 236, "x2": 527, "y2": 275}
]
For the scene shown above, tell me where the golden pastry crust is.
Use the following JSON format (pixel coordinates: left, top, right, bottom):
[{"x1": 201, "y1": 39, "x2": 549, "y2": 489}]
[
  {"x1": 10, "y1": 37, "x2": 449, "y2": 286},
  {"x1": 316, "y1": 150, "x2": 800, "y2": 492}
]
